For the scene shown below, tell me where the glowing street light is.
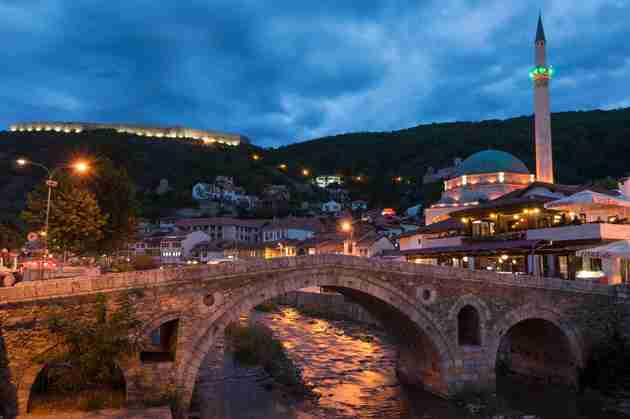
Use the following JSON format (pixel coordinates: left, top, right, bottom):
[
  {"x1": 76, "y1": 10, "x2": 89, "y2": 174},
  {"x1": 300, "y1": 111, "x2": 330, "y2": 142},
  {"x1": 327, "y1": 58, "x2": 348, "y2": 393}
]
[
  {"x1": 278, "y1": 163, "x2": 288, "y2": 170},
  {"x1": 302, "y1": 169, "x2": 310, "y2": 176},
  {"x1": 252, "y1": 154, "x2": 261, "y2": 161},
  {"x1": 73, "y1": 160, "x2": 89, "y2": 173},
  {"x1": 339, "y1": 219, "x2": 357, "y2": 256},
  {"x1": 15, "y1": 157, "x2": 91, "y2": 259}
]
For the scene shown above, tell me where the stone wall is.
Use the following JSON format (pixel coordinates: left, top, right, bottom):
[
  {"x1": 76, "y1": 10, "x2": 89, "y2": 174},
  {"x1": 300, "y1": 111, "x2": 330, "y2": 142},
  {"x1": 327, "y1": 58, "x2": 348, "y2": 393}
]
[
  {"x1": 273, "y1": 290, "x2": 381, "y2": 325},
  {"x1": 8, "y1": 122, "x2": 244, "y2": 146}
]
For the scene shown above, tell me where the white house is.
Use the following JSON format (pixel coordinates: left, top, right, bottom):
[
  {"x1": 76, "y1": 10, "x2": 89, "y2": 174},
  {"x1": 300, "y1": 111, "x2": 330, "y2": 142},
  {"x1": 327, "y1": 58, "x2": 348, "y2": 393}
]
[
  {"x1": 322, "y1": 200, "x2": 342, "y2": 214},
  {"x1": 315, "y1": 175, "x2": 343, "y2": 189},
  {"x1": 160, "y1": 230, "x2": 210, "y2": 264},
  {"x1": 344, "y1": 231, "x2": 395, "y2": 257}
]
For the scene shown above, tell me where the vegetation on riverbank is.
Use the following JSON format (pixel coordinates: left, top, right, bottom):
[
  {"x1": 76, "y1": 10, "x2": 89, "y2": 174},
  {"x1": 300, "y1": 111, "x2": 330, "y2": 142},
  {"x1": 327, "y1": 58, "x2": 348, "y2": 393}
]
[{"x1": 225, "y1": 322, "x2": 312, "y2": 396}]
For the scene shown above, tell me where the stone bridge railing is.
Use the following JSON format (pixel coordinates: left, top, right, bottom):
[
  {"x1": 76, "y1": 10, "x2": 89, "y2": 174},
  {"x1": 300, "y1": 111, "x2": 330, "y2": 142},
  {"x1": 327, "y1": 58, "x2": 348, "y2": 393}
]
[{"x1": 1, "y1": 254, "x2": 628, "y2": 304}]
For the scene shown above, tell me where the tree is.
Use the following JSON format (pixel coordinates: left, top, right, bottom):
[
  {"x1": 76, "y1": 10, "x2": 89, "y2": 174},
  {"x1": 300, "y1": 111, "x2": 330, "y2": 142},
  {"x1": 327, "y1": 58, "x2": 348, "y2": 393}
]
[
  {"x1": 86, "y1": 159, "x2": 139, "y2": 254},
  {"x1": 21, "y1": 177, "x2": 107, "y2": 255},
  {"x1": 0, "y1": 222, "x2": 24, "y2": 250}
]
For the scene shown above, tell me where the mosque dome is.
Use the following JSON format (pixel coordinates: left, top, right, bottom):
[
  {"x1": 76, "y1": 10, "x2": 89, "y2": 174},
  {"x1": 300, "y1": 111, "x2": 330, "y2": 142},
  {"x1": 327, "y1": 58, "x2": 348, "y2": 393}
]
[{"x1": 457, "y1": 150, "x2": 529, "y2": 176}]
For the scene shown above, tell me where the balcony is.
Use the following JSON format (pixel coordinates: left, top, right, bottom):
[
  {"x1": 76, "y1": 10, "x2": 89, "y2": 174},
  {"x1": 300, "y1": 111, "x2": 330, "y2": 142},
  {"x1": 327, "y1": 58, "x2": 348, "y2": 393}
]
[{"x1": 526, "y1": 223, "x2": 630, "y2": 242}]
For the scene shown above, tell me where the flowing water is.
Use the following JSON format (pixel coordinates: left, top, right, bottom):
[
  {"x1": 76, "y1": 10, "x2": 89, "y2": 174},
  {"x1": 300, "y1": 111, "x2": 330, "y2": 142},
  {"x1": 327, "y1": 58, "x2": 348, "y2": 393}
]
[{"x1": 197, "y1": 306, "x2": 627, "y2": 419}]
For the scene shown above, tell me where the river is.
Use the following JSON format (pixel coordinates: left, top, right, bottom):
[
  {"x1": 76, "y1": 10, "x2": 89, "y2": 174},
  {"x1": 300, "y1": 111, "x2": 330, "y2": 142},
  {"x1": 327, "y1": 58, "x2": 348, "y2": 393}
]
[{"x1": 196, "y1": 306, "x2": 628, "y2": 419}]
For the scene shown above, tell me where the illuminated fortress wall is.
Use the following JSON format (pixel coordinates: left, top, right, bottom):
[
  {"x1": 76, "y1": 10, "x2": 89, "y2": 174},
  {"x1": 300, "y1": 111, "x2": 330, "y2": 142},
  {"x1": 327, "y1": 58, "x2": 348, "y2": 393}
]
[{"x1": 8, "y1": 122, "x2": 246, "y2": 146}]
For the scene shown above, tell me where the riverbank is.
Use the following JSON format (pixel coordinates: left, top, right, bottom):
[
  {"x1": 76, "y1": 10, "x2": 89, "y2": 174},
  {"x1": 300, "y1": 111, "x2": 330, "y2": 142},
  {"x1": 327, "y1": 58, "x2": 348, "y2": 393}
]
[{"x1": 17, "y1": 406, "x2": 171, "y2": 419}]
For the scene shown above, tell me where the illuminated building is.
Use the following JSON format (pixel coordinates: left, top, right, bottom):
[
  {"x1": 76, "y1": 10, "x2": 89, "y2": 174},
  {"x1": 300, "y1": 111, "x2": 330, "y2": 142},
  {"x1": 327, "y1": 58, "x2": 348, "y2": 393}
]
[
  {"x1": 8, "y1": 121, "x2": 247, "y2": 146},
  {"x1": 424, "y1": 15, "x2": 556, "y2": 225},
  {"x1": 424, "y1": 150, "x2": 533, "y2": 225},
  {"x1": 315, "y1": 175, "x2": 343, "y2": 188}
]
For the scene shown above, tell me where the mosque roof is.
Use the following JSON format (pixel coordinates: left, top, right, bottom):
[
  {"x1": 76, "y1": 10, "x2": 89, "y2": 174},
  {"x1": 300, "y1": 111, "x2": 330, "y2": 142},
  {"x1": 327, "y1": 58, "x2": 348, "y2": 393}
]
[{"x1": 456, "y1": 150, "x2": 530, "y2": 176}]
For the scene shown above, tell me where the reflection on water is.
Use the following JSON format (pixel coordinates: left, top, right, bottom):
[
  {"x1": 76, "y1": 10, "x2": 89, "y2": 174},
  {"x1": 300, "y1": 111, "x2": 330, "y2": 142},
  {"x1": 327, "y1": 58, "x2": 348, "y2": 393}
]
[{"x1": 199, "y1": 307, "x2": 628, "y2": 419}]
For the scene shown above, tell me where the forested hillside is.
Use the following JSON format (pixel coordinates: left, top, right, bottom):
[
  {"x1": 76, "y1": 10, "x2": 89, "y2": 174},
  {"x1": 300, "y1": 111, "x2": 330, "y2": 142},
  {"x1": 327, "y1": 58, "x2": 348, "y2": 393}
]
[
  {"x1": 1, "y1": 107, "x2": 629, "y2": 222},
  {"x1": 273, "y1": 108, "x2": 630, "y2": 187}
]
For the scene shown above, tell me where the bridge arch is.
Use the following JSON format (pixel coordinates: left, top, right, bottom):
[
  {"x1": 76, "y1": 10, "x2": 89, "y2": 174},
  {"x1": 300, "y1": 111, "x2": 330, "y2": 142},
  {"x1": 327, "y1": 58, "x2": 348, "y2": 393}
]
[
  {"x1": 141, "y1": 311, "x2": 184, "y2": 342},
  {"x1": 19, "y1": 361, "x2": 131, "y2": 414},
  {"x1": 489, "y1": 304, "x2": 585, "y2": 386},
  {"x1": 174, "y1": 267, "x2": 458, "y2": 413}
]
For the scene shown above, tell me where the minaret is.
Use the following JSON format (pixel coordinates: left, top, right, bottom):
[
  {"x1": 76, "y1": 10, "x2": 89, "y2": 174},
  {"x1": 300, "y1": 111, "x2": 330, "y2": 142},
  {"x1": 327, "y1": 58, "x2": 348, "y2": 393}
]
[{"x1": 530, "y1": 13, "x2": 554, "y2": 184}]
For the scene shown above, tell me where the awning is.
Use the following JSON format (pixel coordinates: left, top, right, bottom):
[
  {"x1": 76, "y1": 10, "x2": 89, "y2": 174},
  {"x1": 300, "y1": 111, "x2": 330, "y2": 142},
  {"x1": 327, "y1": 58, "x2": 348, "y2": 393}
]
[
  {"x1": 577, "y1": 240, "x2": 630, "y2": 259},
  {"x1": 545, "y1": 190, "x2": 630, "y2": 211}
]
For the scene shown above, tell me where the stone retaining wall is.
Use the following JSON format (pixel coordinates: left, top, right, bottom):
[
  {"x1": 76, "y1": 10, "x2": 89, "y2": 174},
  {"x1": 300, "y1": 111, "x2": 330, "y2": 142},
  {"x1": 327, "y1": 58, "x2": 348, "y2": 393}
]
[{"x1": 273, "y1": 290, "x2": 381, "y2": 325}]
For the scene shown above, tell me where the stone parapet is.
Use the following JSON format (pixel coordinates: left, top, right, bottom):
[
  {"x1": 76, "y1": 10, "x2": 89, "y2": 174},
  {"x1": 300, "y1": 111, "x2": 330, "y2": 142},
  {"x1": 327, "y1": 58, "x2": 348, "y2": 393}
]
[{"x1": 0, "y1": 255, "x2": 625, "y2": 305}]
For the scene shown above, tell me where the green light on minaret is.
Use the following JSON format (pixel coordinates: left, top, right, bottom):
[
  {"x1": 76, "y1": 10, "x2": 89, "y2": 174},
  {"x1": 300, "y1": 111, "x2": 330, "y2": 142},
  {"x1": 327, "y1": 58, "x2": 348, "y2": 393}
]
[{"x1": 529, "y1": 65, "x2": 554, "y2": 80}]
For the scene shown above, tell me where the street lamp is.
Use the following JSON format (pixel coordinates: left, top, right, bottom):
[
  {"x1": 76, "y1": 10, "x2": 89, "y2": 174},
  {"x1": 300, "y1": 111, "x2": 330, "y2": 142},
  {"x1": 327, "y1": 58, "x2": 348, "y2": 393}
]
[
  {"x1": 340, "y1": 219, "x2": 357, "y2": 256},
  {"x1": 16, "y1": 158, "x2": 90, "y2": 259}
]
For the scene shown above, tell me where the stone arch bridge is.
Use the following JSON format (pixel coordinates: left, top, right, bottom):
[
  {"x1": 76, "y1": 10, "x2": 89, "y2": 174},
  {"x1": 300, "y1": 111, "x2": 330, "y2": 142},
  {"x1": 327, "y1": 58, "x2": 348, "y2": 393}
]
[{"x1": 1, "y1": 255, "x2": 628, "y2": 418}]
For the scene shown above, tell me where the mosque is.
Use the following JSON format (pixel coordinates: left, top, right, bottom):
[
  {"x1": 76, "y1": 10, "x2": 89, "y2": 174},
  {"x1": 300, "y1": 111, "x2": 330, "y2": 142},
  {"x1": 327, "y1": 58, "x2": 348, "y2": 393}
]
[{"x1": 424, "y1": 15, "x2": 554, "y2": 225}]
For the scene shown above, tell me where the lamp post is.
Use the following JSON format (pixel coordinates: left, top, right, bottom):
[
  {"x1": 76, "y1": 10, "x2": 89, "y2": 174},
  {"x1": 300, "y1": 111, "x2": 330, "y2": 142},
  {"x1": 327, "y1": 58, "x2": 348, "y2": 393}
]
[
  {"x1": 16, "y1": 158, "x2": 90, "y2": 261},
  {"x1": 340, "y1": 219, "x2": 357, "y2": 256}
]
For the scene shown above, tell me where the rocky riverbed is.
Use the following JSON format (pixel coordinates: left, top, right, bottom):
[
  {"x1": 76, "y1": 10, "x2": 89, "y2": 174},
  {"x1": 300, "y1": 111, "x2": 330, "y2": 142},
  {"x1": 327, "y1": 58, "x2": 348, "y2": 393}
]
[{"x1": 195, "y1": 306, "x2": 630, "y2": 419}]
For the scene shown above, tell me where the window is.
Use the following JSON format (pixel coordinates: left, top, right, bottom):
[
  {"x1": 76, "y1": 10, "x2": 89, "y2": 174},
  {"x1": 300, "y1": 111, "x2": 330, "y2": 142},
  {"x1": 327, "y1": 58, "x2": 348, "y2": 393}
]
[
  {"x1": 458, "y1": 305, "x2": 481, "y2": 346},
  {"x1": 590, "y1": 258, "x2": 603, "y2": 271},
  {"x1": 142, "y1": 319, "x2": 179, "y2": 363},
  {"x1": 472, "y1": 221, "x2": 495, "y2": 237},
  {"x1": 622, "y1": 260, "x2": 630, "y2": 283},
  {"x1": 559, "y1": 256, "x2": 569, "y2": 279}
]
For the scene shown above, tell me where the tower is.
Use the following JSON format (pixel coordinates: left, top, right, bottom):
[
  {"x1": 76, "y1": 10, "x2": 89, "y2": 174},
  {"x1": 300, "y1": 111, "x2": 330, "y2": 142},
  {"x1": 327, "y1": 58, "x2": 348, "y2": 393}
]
[{"x1": 530, "y1": 13, "x2": 554, "y2": 183}]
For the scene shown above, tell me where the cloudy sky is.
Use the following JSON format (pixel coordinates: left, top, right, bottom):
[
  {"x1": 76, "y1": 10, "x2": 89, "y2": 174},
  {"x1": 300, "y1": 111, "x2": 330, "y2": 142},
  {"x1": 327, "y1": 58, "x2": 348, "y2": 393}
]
[{"x1": 1, "y1": 0, "x2": 629, "y2": 147}]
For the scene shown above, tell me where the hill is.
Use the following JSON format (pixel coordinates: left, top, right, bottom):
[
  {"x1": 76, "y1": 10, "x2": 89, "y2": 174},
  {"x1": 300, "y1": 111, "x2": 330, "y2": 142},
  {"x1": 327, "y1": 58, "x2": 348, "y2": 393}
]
[
  {"x1": 2, "y1": 107, "x2": 630, "y2": 222},
  {"x1": 0, "y1": 129, "x2": 299, "y2": 219},
  {"x1": 271, "y1": 107, "x2": 630, "y2": 206}
]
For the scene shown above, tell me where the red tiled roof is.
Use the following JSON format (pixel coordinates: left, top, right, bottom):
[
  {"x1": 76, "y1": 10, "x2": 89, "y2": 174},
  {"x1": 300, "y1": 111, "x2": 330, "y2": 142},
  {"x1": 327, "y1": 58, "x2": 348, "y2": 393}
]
[
  {"x1": 262, "y1": 217, "x2": 326, "y2": 232},
  {"x1": 175, "y1": 217, "x2": 268, "y2": 228}
]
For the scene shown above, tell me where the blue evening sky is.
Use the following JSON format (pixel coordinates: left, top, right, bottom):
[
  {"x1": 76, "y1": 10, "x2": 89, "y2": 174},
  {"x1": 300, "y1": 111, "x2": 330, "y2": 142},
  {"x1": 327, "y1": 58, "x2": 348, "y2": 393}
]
[{"x1": 0, "y1": 0, "x2": 628, "y2": 147}]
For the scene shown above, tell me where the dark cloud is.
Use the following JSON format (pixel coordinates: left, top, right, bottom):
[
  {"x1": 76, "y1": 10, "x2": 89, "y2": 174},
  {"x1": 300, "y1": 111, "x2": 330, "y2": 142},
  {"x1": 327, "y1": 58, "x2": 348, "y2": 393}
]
[{"x1": 0, "y1": 0, "x2": 629, "y2": 147}]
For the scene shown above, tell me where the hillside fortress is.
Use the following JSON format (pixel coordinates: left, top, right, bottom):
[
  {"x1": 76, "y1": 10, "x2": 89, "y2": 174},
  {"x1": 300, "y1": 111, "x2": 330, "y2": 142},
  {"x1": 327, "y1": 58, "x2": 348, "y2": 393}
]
[{"x1": 8, "y1": 122, "x2": 247, "y2": 146}]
